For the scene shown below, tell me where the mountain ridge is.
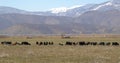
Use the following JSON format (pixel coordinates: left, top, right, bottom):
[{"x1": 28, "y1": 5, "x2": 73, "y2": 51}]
[{"x1": 0, "y1": 0, "x2": 120, "y2": 35}]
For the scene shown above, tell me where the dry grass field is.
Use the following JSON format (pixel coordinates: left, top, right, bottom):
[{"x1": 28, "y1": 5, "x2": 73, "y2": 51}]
[{"x1": 0, "y1": 35, "x2": 120, "y2": 63}]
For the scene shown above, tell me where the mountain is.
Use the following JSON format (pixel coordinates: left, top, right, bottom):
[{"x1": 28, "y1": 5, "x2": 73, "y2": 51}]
[
  {"x1": 53, "y1": 0, "x2": 120, "y2": 17},
  {"x1": 0, "y1": 6, "x2": 28, "y2": 14},
  {"x1": 75, "y1": 10, "x2": 120, "y2": 34},
  {"x1": 47, "y1": 4, "x2": 96, "y2": 17},
  {"x1": 0, "y1": 6, "x2": 55, "y2": 16},
  {"x1": 0, "y1": 14, "x2": 76, "y2": 35},
  {"x1": 0, "y1": 4, "x2": 99, "y2": 17},
  {"x1": 49, "y1": 0, "x2": 120, "y2": 16},
  {"x1": 0, "y1": 0, "x2": 120, "y2": 35},
  {"x1": 0, "y1": 0, "x2": 120, "y2": 17},
  {"x1": 1, "y1": 10, "x2": 120, "y2": 35},
  {"x1": 61, "y1": 4, "x2": 96, "y2": 17},
  {"x1": 92, "y1": 0, "x2": 120, "y2": 11}
]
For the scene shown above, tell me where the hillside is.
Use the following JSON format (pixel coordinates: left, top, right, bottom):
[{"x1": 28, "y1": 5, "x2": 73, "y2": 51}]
[{"x1": 0, "y1": 10, "x2": 120, "y2": 35}]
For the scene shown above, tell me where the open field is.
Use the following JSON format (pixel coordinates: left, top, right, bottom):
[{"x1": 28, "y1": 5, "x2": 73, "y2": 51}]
[{"x1": 0, "y1": 35, "x2": 120, "y2": 63}]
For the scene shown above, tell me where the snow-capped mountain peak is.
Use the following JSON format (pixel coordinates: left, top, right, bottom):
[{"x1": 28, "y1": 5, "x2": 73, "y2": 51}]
[
  {"x1": 49, "y1": 5, "x2": 83, "y2": 14},
  {"x1": 93, "y1": 2, "x2": 113, "y2": 10},
  {"x1": 68, "y1": 5, "x2": 84, "y2": 9},
  {"x1": 106, "y1": 2, "x2": 113, "y2": 6},
  {"x1": 92, "y1": 0, "x2": 120, "y2": 11},
  {"x1": 1, "y1": 0, "x2": 120, "y2": 17},
  {"x1": 50, "y1": 7, "x2": 68, "y2": 13}
]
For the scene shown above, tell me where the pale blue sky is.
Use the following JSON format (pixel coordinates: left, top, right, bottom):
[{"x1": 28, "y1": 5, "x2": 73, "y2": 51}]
[{"x1": 0, "y1": 0, "x2": 109, "y2": 11}]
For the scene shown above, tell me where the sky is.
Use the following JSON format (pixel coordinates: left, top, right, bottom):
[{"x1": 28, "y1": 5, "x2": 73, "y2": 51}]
[{"x1": 0, "y1": 0, "x2": 109, "y2": 11}]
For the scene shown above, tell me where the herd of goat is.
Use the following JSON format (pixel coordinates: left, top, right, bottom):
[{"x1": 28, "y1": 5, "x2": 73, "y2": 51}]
[{"x1": 0, "y1": 41, "x2": 120, "y2": 46}]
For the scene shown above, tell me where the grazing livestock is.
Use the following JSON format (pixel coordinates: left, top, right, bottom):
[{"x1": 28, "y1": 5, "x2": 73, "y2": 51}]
[
  {"x1": 91, "y1": 42, "x2": 97, "y2": 46},
  {"x1": 36, "y1": 42, "x2": 54, "y2": 45},
  {"x1": 65, "y1": 41, "x2": 72, "y2": 45},
  {"x1": 99, "y1": 42, "x2": 105, "y2": 46},
  {"x1": 86, "y1": 42, "x2": 91, "y2": 45},
  {"x1": 65, "y1": 41, "x2": 78, "y2": 45},
  {"x1": 44, "y1": 42, "x2": 48, "y2": 45},
  {"x1": 78, "y1": 42, "x2": 97, "y2": 46},
  {"x1": 36, "y1": 42, "x2": 39, "y2": 45},
  {"x1": 82, "y1": 42, "x2": 97, "y2": 46},
  {"x1": 79, "y1": 41, "x2": 86, "y2": 46},
  {"x1": 1, "y1": 41, "x2": 12, "y2": 45},
  {"x1": 73, "y1": 42, "x2": 78, "y2": 45},
  {"x1": 112, "y1": 42, "x2": 119, "y2": 46},
  {"x1": 39, "y1": 42, "x2": 43, "y2": 45},
  {"x1": 21, "y1": 42, "x2": 31, "y2": 45},
  {"x1": 49, "y1": 42, "x2": 54, "y2": 45}
]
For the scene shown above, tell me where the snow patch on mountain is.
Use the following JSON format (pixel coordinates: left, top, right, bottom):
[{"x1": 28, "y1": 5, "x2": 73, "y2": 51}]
[
  {"x1": 93, "y1": 2, "x2": 113, "y2": 10},
  {"x1": 92, "y1": 0, "x2": 120, "y2": 11},
  {"x1": 50, "y1": 5, "x2": 83, "y2": 13},
  {"x1": 50, "y1": 7, "x2": 68, "y2": 13},
  {"x1": 68, "y1": 5, "x2": 84, "y2": 9}
]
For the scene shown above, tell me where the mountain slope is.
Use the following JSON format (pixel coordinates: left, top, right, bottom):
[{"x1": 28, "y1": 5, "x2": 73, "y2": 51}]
[
  {"x1": 1, "y1": 10, "x2": 120, "y2": 35},
  {"x1": 0, "y1": 14, "x2": 76, "y2": 35},
  {"x1": 75, "y1": 10, "x2": 120, "y2": 34},
  {"x1": 0, "y1": 6, "x2": 28, "y2": 14}
]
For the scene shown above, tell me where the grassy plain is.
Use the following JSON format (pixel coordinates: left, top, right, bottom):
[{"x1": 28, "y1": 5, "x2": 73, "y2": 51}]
[{"x1": 0, "y1": 35, "x2": 120, "y2": 63}]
